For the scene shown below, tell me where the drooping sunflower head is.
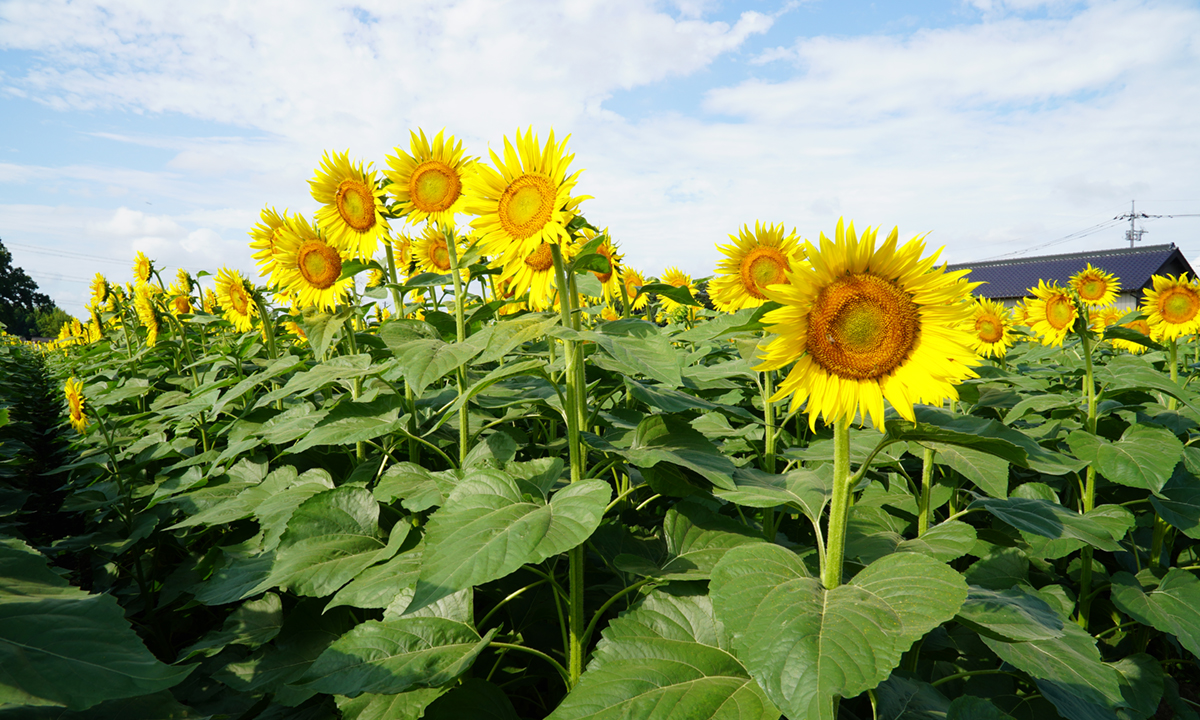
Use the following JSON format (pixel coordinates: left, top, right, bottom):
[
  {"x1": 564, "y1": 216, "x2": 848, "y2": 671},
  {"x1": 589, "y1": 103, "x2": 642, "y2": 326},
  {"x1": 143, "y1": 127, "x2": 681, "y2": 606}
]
[
  {"x1": 467, "y1": 127, "x2": 587, "y2": 264},
  {"x1": 90, "y1": 273, "x2": 109, "y2": 305},
  {"x1": 710, "y1": 221, "x2": 805, "y2": 312},
  {"x1": 1025, "y1": 280, "x2": 1078, "y2": 347},
  {"x1": 249, "y1": 206, "x2": 290, "y2": 283},
  {"x1": 64, "y1": 377, "x2": 88, "y2": 433},
  {"x1": 385, "y1": 128, "x2": 475, "y2": 225},
  {"x1": 967, "y1": 298, "x2": 1014, "y2": 358},
  {"x1": 756, "y1": 218, "x2": 980, "y2": 430},
  {"x1": 310, "y1": 150, "x2": 390, "y2": 260},
  {"x1": 274, "y1": 215, "x2": 355, "y2": 312},
  {"x1": 132, "y1": 251, "x2": 153, "y2": 285},
  {"x1": 133, "y1": 284, "x2": 160, "y2": 346},
  {"x1": 1142, "y1": 273, "x2": 1200, "y2": 340},
  {"x1": 215, "y1": 267, "x2": 258, "y2": 332},
  {"x1": 1070, "y1": 263, "x2": 1121, "y2": 307}
]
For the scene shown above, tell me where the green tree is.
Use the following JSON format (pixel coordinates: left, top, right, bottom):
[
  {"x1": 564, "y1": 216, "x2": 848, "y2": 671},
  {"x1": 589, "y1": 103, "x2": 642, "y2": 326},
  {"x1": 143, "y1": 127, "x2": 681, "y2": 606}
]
[{"x1": 0, "y1": 238, "x2": 62, "y2": 338}]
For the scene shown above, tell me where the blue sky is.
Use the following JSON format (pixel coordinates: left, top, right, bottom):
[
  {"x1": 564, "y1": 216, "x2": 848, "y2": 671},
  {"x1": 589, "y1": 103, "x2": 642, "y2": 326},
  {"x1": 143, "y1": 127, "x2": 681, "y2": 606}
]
[{"x1": 2, "y1": 0, "x2": 1199, "y2": 316}]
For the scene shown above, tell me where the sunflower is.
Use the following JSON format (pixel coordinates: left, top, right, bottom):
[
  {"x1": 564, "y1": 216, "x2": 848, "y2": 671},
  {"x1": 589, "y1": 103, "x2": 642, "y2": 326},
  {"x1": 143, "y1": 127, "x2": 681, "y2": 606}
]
[
  {"x1": 133, "y1": 251, "x2": 153, "y2": 285},
  {"x1": 600, "y1": 305, "x2": 619, "y2": 322},
  {"x1": 1115, "y1": 316, "x2": 1153, "y2": 354},
  {"x1": 1070, "y1": 264, "x2": 1120, "y2": 307},
  {"x1": 1142, "y1": 274, "x2": 1200, "y2": 340},
  {"x1": 64, "y1": 377, "x2": 88, "y2": 433},
  {"x1": 249, "y1": 206, "x2": 290, "y2": 283},
  {"x1": 622, "y1": 267, "x2": 650, "y2": 312},
  {"x1": 467, "y1": 128, "x2": 586, "y2": 265},
  {"x1": 577, "y1": 227, "x2": 623, "y2": 300},
  {"x1": 659, "y1": 266, "x2": 697, "y2": 314},
  {"x1": 134, "y1": 285, "x2": 160, "y2": 345},
  {"x1": 411, "y1": 223, "x2": 470, "y2": 281},
  {"x1": 86, "y1": 320, "x2": 102, "y2": 344},
  {"x1": 169, "y1": 292, "x2": 194, "y2": 316},
  {"x1": 273, "y1": 215, "x2": 355, "y2": 312},
  {"x1": 385, "y1": 129, "x2": 474, "y2": 226},
  {"x1": 202, "y1": 289, "x2": 219, "y2": 315},
  {"x1": 709, "y1": 221, "x2": 805, "y2": 312},
  {"x1": 1025, "y1": 280, "x2": 1077, "y2": 347},
  {"x1": 90, "y1": 273, "x2": 109, "y2": 305},
  {"x1": 215, "y1": 267, "x2": 258, "y2": 332},
  {"x1": 310, "y1": 150, "x2": 390, "y2": 260},
  {"x1": 756, "y1": 219, "x2": 980, "y2": 429},
  {"x1": 366, "y1": 268, "x2": 385, "y2": 288},
  {"x1": 967, "y1": 298, "x2": 1014, "y2": 358},
  {"x1": 498, "y1": 239, "x2": 578, "y2": 312}
]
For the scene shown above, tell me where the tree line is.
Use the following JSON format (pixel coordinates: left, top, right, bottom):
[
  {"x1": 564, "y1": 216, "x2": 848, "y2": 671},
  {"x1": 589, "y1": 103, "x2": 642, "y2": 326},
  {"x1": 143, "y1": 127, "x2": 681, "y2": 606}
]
[{"x1": 0, "y1": 238, "x2": 71, "y2": 338}]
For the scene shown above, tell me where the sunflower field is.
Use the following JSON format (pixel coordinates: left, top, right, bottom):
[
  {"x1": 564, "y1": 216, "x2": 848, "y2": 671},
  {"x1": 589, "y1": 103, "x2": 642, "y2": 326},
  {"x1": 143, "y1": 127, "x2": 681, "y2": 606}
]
[{"x1": 5, "y1": 128, "x2": 1200, "y2": 720}]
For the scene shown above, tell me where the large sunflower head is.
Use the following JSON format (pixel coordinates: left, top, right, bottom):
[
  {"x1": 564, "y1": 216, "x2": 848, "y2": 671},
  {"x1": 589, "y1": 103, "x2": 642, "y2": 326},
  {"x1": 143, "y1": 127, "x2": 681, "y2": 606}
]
[
  {"x1": 756, "y1": 218, "x2": 980, "y2": 430},
  {"x1": 311, "y1": 150, "x2": 390, "y2": 260},
  {"x1": 249, "y1": 206, "x2": 290, "y2": 283},
  {"x1": 466, "y1": 127, "x2": 587, "y2": 264},
  {"x1": 132, "y1": 251, "x2": 153, "y2": 285},
  {"x1": 709, "y1": 221, "x2": 805, "y2": 312},
  {"x1": 1142, "y1": 273, "x2": 1200, "y2": 340},
  {"x1": 385, "y1": 129, "x2": 475, "y2": 226},
  {"x1": 967, "y1": 298, "x2": 1014, "y2": 358},
  {"x1": 64, "y1": 377, "x2": 88, "y2": 433},
  {"x1": 215, "y1": 267, "x2": 258, "y2": 332},
  {"x1": 1025, "y1": 280, "x2": 1078, "y2": 347},
  {"x1": 274, "y1": 215, "x2": 355, "y2": 312},
  {"x1": 1070, "y1": 263, "x2": 1121, "y2": 307}
]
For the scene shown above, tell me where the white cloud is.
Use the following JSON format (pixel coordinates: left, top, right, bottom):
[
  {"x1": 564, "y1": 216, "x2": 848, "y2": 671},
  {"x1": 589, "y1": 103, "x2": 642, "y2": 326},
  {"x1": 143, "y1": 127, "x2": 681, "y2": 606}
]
[{"x1": 1, "y1": 0, "x2": 1199, "y2": 317}]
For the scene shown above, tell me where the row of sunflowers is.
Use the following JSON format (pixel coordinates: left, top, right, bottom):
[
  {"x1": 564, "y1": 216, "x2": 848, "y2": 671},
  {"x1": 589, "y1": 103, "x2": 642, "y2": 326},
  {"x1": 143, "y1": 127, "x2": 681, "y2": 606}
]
[{"x1": 5, "y1": 127, "x2": 1200, "y2": 720}]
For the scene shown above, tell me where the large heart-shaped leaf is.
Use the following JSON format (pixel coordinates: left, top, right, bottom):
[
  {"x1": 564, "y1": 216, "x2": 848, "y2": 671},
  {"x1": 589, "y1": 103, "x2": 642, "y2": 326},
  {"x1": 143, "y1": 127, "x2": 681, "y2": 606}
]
[
  {"x1": 710, "y1": 545, "x2": 965, "y2": 720},
  {"x1": 617, "y1": 499, "x2": 763, "y2": 581},
  {"x1": 1067, "y1": 424, "x2": 1183, "y2": 494},
  {"x1": 0, "y1": 538, "x2": 193, "y2": 710},
  {"x1": 547, "y1": 592, "x2": 779, "y2": 720},
  {"x1": 955, "y1": 586, "x2": 1064, "y2": 642},
  {"x1": 971, "y1": 497, "x2": 1124, "y2": 552},
  {"x1": 623, "y1": 415, "x2": 737, "y2": 490},
  {"x1": 407, "y1": 473, "x2": 610, "y2": 612},
  {"x1": 301, "y1": 617, "x2": 497, "y2": 696},
  {"x1": 1110, "y1": 569, "x2": 1200, "y2": 659}
]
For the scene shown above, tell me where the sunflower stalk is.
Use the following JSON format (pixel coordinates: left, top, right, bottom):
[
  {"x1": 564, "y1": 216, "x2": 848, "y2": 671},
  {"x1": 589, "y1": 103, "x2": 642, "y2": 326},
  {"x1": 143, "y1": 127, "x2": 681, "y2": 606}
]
[
  {"x1": 383, "y1": 242, "x2": 420, "y2": 462},
  {"x1": 1077, "y1": 327, "x2": 1099, "y2": 628},
  {"x1": 822, "y1": 419, "x2": 854, "y2": 590},
  {"x1": 550, "y1": 243, "x2": 586, "y2": 688},
  {"x1": 919, "y1": 445, "x2": 936, "y2": 537},
  {"x1": 444, "y1": 224, "x2": 471, "y2": 466}
]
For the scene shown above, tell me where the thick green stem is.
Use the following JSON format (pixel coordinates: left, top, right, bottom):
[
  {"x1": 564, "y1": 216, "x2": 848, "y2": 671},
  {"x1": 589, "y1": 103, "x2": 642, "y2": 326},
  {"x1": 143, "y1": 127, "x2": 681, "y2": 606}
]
[
  {"x1": 1077, "y1": 331, "x2": 1098, "y2": 628},
  {"x1": 822, "y1": 419, "x2": 853, "y2": 590},
  {"x1": 444, "y1": 225, "x2": 471, "y2": 466},
  {"x1": 1169, "y1": 338, "x2": 1179, "y2": 411},
  {"x1": 919, "y1": 446, "x2": 936, "y2": 537},
  {"x1": 761, "y1": 366, "x2": 778, "y2": 539},
  {"x1": 383, "y1": 242, "x2": 404, "y2": 313},
  {"x1": 550, "y1": 244, "x2": 587, "y2": 687}
]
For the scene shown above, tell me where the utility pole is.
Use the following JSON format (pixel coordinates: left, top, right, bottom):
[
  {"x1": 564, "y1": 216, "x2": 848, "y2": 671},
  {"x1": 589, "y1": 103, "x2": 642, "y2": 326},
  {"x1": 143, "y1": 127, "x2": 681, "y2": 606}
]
[{"x1": 1121, "y1": 200, "x2": 1149, "y2": 248}]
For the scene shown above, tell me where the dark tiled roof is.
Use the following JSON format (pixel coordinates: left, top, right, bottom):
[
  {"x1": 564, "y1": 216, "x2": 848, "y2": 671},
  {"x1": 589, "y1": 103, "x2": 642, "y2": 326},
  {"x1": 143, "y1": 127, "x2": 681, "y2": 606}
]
[{"x1": 947, "y1": 244, "x2": 1194, "y2": 299}]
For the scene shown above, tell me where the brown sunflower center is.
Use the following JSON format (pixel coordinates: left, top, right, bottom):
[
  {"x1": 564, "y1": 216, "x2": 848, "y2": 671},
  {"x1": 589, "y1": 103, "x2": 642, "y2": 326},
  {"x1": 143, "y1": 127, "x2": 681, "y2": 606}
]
[
  {"x1": 806, "y1": 273, "x2": 920, "y2": 381},
  {"x1": 525, "y1": 243, "x2": 554, "y2": 272},
  {"x1": 172, "y1": 296, "x2": 191, "y2": 314},
  {"x1": 975, "y1": 314, "x2": 1003, "y2": 344},
  {"x1": 410, "y1": 160, "x2": 461, "y2": 213},
  {"x1": 1045, "y1": 294, "x2": 1075, "y2": 330},
  {"x1": 298, "y1": 241, "x2": 343, "y2": 290},
  {"x1": 498, "y1": 173, "x2": 555, "y2": 240},
  {"x1": 740, "y1": 247, "x2": 789, "y2": 300},
  {"x1": 1160, "y1": 286, "x2": 1200, "y2": 325},
  {"x1": 426, "y1": 238, "x2": 451, "y2": 272},
  {"x1": 335, "y1": 179, "x2": 377, "y2": 232}
]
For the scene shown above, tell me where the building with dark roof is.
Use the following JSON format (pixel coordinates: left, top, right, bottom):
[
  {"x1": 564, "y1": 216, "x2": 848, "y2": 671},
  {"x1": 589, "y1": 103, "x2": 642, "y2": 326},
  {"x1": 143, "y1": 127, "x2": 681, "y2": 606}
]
[{"x1": 948, "y1": 244, "x2": 1195, "y2": 310}]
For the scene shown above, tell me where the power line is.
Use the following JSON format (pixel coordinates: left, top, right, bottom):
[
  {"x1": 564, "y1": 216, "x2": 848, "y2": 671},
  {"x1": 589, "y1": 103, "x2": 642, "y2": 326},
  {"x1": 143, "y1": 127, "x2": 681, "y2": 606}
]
[
  {"x1": 4, "y1": 242, "x2": 131, "y2": 266},
  {"x1": 979, "y1": 218, "x2": 1126, "y2": 262}
]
